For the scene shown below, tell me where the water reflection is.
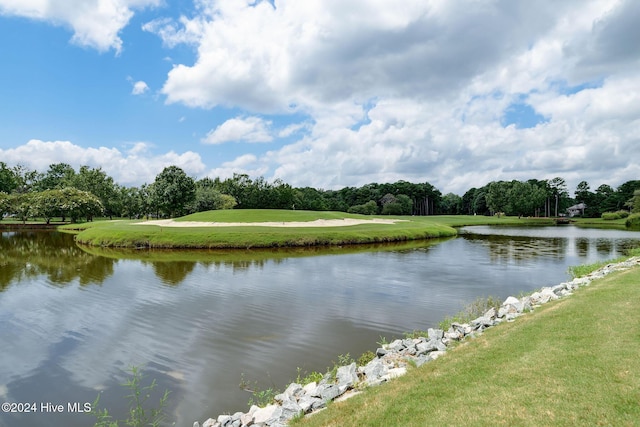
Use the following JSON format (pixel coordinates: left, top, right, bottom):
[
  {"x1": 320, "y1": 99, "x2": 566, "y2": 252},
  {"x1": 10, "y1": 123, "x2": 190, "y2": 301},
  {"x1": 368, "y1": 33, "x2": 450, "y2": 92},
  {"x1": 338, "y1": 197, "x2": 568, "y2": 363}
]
[
  {"x1": 0, "y1": 231, "x2": 115, "y2": 290},
  {"x1": 461, "y1": 225, "x2": 640, "y2": 264},
  {"x1": 151, "y1": 261, "x2": 196, "y2": 286},
  {"x1": 0, "y1": 227, "x2": 639, "y2": 427},
  {"x1": 462, "y1": 233, "x2": 567, "y2": 264}
]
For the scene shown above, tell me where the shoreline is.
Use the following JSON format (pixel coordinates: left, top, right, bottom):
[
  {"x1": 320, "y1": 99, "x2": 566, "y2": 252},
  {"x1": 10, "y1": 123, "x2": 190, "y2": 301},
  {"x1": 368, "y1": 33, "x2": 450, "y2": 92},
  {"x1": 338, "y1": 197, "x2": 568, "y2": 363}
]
[{"x1": 195, "y1": 255, "x2": 640, "y2": 427}]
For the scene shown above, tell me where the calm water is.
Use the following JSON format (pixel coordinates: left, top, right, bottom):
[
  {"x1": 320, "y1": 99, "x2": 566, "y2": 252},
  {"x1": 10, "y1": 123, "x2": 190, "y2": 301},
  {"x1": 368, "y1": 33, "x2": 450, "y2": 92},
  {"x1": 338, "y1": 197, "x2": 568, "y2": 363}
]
[{"x1": 0, "y1": 226, "x2": 639, "y2": 427}]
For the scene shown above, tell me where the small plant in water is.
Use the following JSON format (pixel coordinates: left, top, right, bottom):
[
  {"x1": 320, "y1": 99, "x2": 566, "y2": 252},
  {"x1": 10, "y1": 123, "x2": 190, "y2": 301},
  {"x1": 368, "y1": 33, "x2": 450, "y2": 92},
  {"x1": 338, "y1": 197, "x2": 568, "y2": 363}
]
[
  {"x1": 357, "y1": 350, "x2": 376, "y2": 367},
  {"x1": 295, "y1": 367, "x2": 323, "y2": 386},
  {"x1": 240, "y1": 373, "x2": 280, "y2": 407},
  {"x1": 248, "y1": 388, "x2": 278, "y2": 408},
  {"x1": 90, "y1": 366, "x2": 170, "y2": 427}
]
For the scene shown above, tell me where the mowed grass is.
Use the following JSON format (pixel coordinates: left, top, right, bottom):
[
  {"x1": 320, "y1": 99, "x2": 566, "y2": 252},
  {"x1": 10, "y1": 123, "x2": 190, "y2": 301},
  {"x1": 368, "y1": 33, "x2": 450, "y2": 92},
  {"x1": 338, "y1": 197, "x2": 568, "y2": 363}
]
[
  {"x1": 294, "y1": 266, "x2": 640, "y2": 427},
  {"x1": 60, "y1": 210, "x2": 549, "y2": 249}
]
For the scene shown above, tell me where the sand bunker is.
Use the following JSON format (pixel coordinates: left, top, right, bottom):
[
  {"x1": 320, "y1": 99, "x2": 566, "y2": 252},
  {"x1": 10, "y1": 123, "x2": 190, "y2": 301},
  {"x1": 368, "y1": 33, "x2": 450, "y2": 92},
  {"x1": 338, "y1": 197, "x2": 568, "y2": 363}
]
[{"x1": 135, "y1": 218, "x2": 406, "y2": 228}]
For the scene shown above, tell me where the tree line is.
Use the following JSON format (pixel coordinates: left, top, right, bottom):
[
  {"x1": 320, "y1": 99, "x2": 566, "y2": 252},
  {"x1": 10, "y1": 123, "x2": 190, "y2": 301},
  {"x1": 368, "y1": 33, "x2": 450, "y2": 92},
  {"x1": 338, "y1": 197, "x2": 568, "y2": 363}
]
[{"x1": 0, "y1": 161, "x2": 638, "y2": 222}]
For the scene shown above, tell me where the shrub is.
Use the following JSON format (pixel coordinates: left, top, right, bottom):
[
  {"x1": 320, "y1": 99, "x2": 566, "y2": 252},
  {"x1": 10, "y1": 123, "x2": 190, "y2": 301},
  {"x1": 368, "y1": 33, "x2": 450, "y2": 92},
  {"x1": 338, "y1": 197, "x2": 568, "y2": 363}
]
[
  {"x1": 601, "y1": 211, "x2": 630, "y2": 220},
  {"x1": 626, "y1": 213, "x2": 640, "y2": 229},
  {"x1": 347, "y1": 200, "x2": 378, "y2": 215},
  {"x1": 601, "y1": 212, "x2": 621, "y2": 220}
]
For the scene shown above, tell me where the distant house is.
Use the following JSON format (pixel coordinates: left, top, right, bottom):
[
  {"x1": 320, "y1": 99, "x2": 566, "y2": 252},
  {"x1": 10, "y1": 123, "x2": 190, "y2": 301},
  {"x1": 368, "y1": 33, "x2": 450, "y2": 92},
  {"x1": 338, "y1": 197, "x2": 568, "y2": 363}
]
[{"x1": 567, "y1": 203, "x2": 586, "y2": 217}]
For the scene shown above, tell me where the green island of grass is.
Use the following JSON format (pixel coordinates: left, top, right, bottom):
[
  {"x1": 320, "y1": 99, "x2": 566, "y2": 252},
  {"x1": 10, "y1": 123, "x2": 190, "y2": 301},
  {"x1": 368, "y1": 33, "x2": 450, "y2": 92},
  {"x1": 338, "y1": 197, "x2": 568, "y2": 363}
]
[{"x1": 59, "y1": 210, "x2": 555, "y2": 249}]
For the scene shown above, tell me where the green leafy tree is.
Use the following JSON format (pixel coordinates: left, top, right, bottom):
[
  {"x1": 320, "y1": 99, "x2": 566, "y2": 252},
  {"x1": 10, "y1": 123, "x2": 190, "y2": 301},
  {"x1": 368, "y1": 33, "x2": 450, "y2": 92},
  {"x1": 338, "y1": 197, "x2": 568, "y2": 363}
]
[
  {"x1": 506, "y1": 181, "x2": 546, "y2": 216},
  {"x1": 440, "y1": 193, "x2": 463, "y2": 215},
  {"x1": 630, "y1": 189, "x2": 640, "y2": 214},
  {"x1": 30, "y1": 190, "x2": 64, "y2": 224},
  {"x1": 12, "y1": 164, "x2": 41, "y2": 194},
  {"x1": 547, "y1": 177, "x2": 569, "y2": 217},
  {"x1": 72, "y1": 166, "x2": 118, "y2": 218},
  {"x1": 8, "y1": 193, "x2": 34, "y2": 223},
  {"x1": 574, "y1": 181, "x2": 591, "y2": 203},
  {"x1": 188, "y1": 178, "x2": 237, "y2": 212},
  {"x1": 36, "y1": 163, "x2": 76, "y2": 191},
  {"x1": 380, "y1": 193, "x2": 413, "y2": 215},
  {"x1": 293, "y1": 187, "x2": 329, "y2": 211},
  {"x1": 151, "y1": 166, "x2": 196, "y2": 217},
  {"x1": 0, "y1": 162, "x2": 18, "y2": 194},
  {"x1": 486, "y1": 181, "x2": 512, "y2": 214},
  {"x1": 594, "y1": 184, "x2": 617, "y2": 214},
  {"x1": 0, "y1": 192, "x2": 11, "y2": 219},
  {"x1": 615, "y1": 180, "x2": 640, "y2": 211},
  {"x1": 59, "y1": 187, "x2": 104, "y2": 222}
]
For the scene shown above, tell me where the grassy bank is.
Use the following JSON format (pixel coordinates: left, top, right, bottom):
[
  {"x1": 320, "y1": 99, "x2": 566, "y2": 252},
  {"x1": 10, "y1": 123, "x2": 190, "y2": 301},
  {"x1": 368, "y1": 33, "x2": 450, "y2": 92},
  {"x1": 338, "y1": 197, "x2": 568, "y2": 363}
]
[
  {"x1": 295, "y1": 263, "x2": 640, "y2": 427},
  {"x1": 59, "y1": 211, "x2": 549, "y2": 249}
]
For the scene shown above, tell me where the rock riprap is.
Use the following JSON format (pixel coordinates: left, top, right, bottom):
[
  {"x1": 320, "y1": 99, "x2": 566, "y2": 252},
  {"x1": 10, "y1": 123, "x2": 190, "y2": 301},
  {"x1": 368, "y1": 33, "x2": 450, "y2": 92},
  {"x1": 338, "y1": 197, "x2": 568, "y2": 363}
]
[{"x1": 195, "y1": 257, "x2": 640, "y2": 427}]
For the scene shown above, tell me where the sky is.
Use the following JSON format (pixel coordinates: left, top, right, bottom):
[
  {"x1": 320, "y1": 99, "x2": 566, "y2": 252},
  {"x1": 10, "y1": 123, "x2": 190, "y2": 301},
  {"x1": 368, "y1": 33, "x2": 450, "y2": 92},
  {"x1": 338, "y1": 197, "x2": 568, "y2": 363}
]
[{"x1": 0, "y1": 0, "x2": 638, "y2": 196}]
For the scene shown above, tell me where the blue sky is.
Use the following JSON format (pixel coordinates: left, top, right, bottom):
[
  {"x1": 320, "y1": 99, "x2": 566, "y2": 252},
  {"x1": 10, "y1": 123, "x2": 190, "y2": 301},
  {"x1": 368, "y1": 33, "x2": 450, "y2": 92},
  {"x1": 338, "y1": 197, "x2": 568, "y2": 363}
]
[{"x1": 0, "y1": 0, "x2": 639, "y2": 195}]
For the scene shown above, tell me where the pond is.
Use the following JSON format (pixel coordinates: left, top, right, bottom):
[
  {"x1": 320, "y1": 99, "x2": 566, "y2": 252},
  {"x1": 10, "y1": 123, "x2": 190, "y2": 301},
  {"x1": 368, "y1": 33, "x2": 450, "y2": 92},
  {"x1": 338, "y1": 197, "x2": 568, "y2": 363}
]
[{"x1": 0, "y1": 225, "x2": 639, "y2": 427}]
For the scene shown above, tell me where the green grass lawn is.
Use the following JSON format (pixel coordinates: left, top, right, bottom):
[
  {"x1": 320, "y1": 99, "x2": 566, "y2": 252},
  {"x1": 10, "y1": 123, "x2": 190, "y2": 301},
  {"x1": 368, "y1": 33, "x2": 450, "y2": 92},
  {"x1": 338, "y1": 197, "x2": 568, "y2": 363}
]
[
  {"x1": 294, "y1": 265, "x2": 640, "y2": 427},
  {"x1": 58, "y1": 210, "x2": 553, "y2": 249}
]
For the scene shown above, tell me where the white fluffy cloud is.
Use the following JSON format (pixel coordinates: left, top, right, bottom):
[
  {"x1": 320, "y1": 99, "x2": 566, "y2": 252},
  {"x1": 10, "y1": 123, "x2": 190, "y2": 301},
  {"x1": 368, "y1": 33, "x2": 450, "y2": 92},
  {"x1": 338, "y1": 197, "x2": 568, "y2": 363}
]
[
  {"x1": 131, "y1": 80, "x2": 149, "y2": 95},
  {"x1": 4, "y1": 1, "x2": 638, "y2": 195},
  {"x1": 0, "y1": 140, "x2": 206, "y2": 185},
  {"x1": 203, "y1": 116, "x2": 273, "y2": 144},
  {"x1": 0, "y1": 0, "x2": 161, "y2": 53},
  {"x1": 142, "y1": 0, "x2": 639, "y2": 194}
]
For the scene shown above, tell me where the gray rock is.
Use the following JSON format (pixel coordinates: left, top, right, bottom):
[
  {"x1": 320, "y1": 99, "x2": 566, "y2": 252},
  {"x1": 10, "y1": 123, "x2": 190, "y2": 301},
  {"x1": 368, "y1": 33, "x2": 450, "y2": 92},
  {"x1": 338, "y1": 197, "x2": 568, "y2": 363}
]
[
  {"x1": 217, "y1": 415, "x2": 232, "y2": 426},
  {"x1": 416, "y1": 340, "x2": 438, "y2": 355},
  {"x1": 363, "y1": 358, "x2": 387, "y2": 382},
  {"x1": 444, "y1": 329, "x2": 462, "y2": 341},
  {"x1": 311, "y1": 398, "x2": 327, "y2": 411},
  {"x1": 539, "y1": 288, "x2": 559, "y2": 303},
  {"x1": 302, "y1": 381, "x2": 317, "y2": 396},
  {"x1": 283, "y1": 382, "x2": 303, "y2": 398},
  {"x1": 202, "y1": 419, "x2": 217, "y2": 427},
  {"x1": 298, "y1": 395, "x2": 322, "y2": 413},
  {"x1": 194, "y1": 422, "x2": 201, "y2": 427},
  {"x1": 375, "y1": 347, "x2": 387, "y2": 357},
  {"x1": 402, "y1": 338, "x2": 415, "y2": 348},
  {"x1": 502, "y1": 296, "x2": 520, "y2": 307},
  {"x1": 451, "y1": 322, "x2": 471, "y2": 336},
  {"x1": 240, "y1": 413, "x2": 254, "y2": 426},
  {"x1": 387, "y1": 367, "x2": 407, "y2": 379},
  {"x1": 252, "y1": 405, "x2": 282, "y2": 426},
  {"x1": 505, "y1": 312, "x2": 518, "y2": 321},
  {"x1": 471, "y1": 316, "x2": 494, "y2": 329},
  {"x1": 388, "y1": 339, "x2": 405, "y2": 352},
  {"x1": 428, "y1": 328, "x2": 444, "y2": 341},
  {"x1": 317, "y1": 383, "x2": 342, "y2": 401},
  {"x1": 336, "y1": 363, "x2": 358, "y2": 389},
  {"x1": 280, "y1": 398, "x2": 303, "y2": 421},
  {"x1": 483, "y1": 307, "x2": 497, "y2": 319}
]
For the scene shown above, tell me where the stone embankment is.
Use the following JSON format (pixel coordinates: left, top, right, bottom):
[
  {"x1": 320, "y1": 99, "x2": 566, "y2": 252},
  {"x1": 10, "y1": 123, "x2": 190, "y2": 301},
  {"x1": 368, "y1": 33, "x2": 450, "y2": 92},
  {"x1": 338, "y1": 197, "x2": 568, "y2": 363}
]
[{"x1": 195, "y1": 257, "x2": 640, "y2": 427}]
